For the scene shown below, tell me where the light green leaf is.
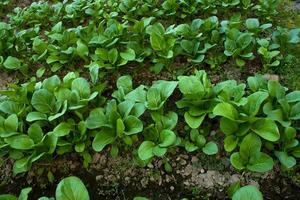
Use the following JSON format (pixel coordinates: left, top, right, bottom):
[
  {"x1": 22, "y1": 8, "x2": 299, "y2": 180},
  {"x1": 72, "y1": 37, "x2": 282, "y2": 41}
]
[
  {"x1": 3, "y1": 56, "x2": 21, "y2": 70},
  {"x1": 159, "y1": 130, "x2": 176, "y2": 147},
  {"x1": 124, "y1": 116, "x2": 143, "y2": 135},
  {"x1": 138, "y1": 141, "x2": 155, "y2": 160},
  {"x1": 240, "y1": 133, "x2": 261, "y2": 161},
  {"x1": 53, "y1": 122, "x2": 71, "y2": 137},
  {"x1": 85, "y1": 108, "x2": 107, "y2": 129},
  {"x1": 108, "y1": 48, "x2": 118, "y2": 64},
  {"x1": 184, "y1": 112, "x2": 205, "y2": 129},
  {"x1": 178, "y1": 76, "x2": 204, "y2": 95},
  {"x1": 120, "y1": 48, "x2": 136, "y2": 61},
  {"x1": 4, "y1": 114, "x2": 18, "y2": 132},
  {"x1": 286, "y1": 91, "x2": 300, "y2": 103},
  {"x1": 5, "y1": 135, "x2": 34, "y2": 150},
  {"x1": 251, "y1": 118, "x2": 280, "y2": 142},
  {"x1": 213, "y1": 102, "x2": 238, "y2": 121},
  {"x1": 224, "y1": 135, "x2": 238, "y2": 152},
  {"x1": 232, "y1": 185, "x2": 263, "y2": 200},
  {"x1": 28, "y1": 123, "x2": 43, "y2": 143},
  {"x1": 275, "y1": 151, "x2": 296, "y2": 169},
  {"x1": 247, "y1": 153, "x2": 274, "y2": 172},
  {"x1": 31, "y1": 89, "x2": 57, "y2": 114},
  {"x1": 56, "y1": 176, "x2": 89, "y2": 200},
  {"x1": 92, "y1": 129, "x2": 115, "y2": 152},
  {"x1": 71, "y1": 78, "x2": 91, "y2": 99},
  {"x1": 202, "y1": 141, "x2": 218, "y2": 155},
  {"x1": 76, "y1": 40, "x2": 89, "y2": 57},
  {"x1": 18, "y1": 187, "x2": 32, "y2": 200},
  {"x1": 230, "y1": 153, "x2": 245, "y2": 170}
]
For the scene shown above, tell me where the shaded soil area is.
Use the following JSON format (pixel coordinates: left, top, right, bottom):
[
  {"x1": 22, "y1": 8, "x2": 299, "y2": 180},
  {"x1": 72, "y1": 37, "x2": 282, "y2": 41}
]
[{"x1": 1, "y1": 150, "x2": 300, "y2": 199}]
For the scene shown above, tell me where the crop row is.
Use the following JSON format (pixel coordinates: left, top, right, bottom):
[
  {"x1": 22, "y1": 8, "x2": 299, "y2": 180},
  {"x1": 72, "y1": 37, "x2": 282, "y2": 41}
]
[
  {"x1": 0, "y1": 70, "x2": 299, "y2": 175},
  {"x1": 0, "y1": 0, "x2": 299, "y2": 76}
]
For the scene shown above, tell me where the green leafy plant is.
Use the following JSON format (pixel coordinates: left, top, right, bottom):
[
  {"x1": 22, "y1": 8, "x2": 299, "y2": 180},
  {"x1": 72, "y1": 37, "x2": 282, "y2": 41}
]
[
  {"x1": 224, "y1": 28, "x2": 254, "y2": 67},
  {"x1": 232, "y1": 185, "x2": 263, "y2": 200},
  {"x1": 86, "y1": 76, "x2": 146, "y2": 156},
  {"x1": 257, "y1": 38, "x2": 281, "y2": 71},
  {"x1": 176, "y1": 70, "x2": 216, "y2": 129}
]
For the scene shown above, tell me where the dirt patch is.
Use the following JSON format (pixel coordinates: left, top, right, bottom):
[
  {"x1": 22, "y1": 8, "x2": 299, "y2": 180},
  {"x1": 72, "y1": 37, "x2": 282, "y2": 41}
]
[{"x1": 1, "y1": 150, "x2": 299, "y2": 199}]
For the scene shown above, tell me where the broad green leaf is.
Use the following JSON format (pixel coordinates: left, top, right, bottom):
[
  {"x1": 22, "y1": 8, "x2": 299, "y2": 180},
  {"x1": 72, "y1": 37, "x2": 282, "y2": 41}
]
[
  {"x1": 290, "y1": 102, "x2": 300, "y2": 120},
  {"x1": 243, "y1": 91, "x2": 268, "y2": 116},
  {"x1": 146, "y1": 88, "x2": 161, "y2": 110},
  {"x1": 85, "y1": 108, "x2": 107, "y2": 129},
  {"x1": 138, "y1": 141, "x2": 155, "y2": 160},
  {"x1": 3, "y1": 56, "x2": 21, "y2": 70},
  {"x1": 26, "y1": 112, "x2": 47, "y2": 122},
  {"x1": 153, "y1": 80, "x2": 178, "y2": 100},
  {"x1": 18, "y1": 187, "x2": 32, "y2": 200},
  {"x1": 108, "y1": 48, "x2": 118, "y2": 64},
  {"x1": 185, "y1": 141, "x2": 198, "y2": 152},
  {"x1": 224, "y1": 135, "x2": 238, "y2": 152},
  {"x1": 118, "y1": 100, "x2": 135, "y2": 118},
  {"x1": 220, "y1": 118, "x2": 239, "y2": 135},
  {"x1": 247, "y1": 153, "x2": 274, "y2": 172},
  {"x1": 230, "y1": 153, "x2": 245, "y2": 170},
  {"x1": 184, "y1": 112, "x2": 205, "y2": 129},
  {"x1": 4, "y1": 114, "x2": 18, "y2": 132},
  {"x1": 275, "y1": 151, "x2": 296, "y2": 169},
  {"x1": 53, "y1": 122, "x2": 71, "y2": 137},
  {"x1": 92, "y1": 129, "x2": 115, "y2": 152},
  {"x1": 237, "y1": 33, "x2": 252, "y2": 49},
  {"x1": 153, "y1": 146, "x2": 167, "y2": 157},
  {"x1": 76, "y1": 40, "x2": 89, "y2": 57},
  {"x1": 178, "y1": 76, "x2": 204, "y2": 95},
  {"x1": 240, "y1": 133, "x2": 261, "y2": 161},
  {"x1": 28, "y1": 123, "x2": 43, "y2": 143},
  {"x1": 159, "y1": 130, "x2": 176, "y2": 147},
  {"x1": 13, "y1": 156, "x2": 31, "y2": 175},
  {"x1": 56, "y1": 176, "x2": 89, "y2": 200},
  {"x1": 5, "y1": 135, "x2": 34, "y2": 150},
  {"x1": 116, "y1": 75, "x2": 132, "y2": 94},
  {"x1": 71, "y1": 78, "x2": 91, "y2": 99},
  {"x1": 31, "y1": 89, "x2": 57, "y2": 114},
  {"x1": 150, "y1": 32, "x2": 165, "y2": 51},
  {"x1": 202, "y1": 141, "x2": 218, "y2": 155},
  {"x1": 286, "y1": 91, "x2": 300, "y2": 103},
  {"x1": 0, "y1": 101, "x2": 24, "y2": 115},
  {"x1": 268, "y1": 80, "x2": 285, "y2": 99},
  {"x1": 245, "y1": 18, "x2": 260, "y2": 30},
  {"x1": 42, "y1": 75, "x2": 61, "y2": 92},
  {"x1": 247, "y1": 76, "x2": 266, "y2": 92},
  {"x1": 120, "y1": 48, "x2": 136, "y2": 61},
  {"x1": 124, "y1": 116, "x2": 143, "y2": 135},
  {"x1": 232, "y1": 185, "x2": 263, "y2": 200},
  {"x1": 213, "y1": 102, "x2": 238, "y2": 121},
  {"x1": 251, "y1": 118, "x2": 280, "y2": 142}
]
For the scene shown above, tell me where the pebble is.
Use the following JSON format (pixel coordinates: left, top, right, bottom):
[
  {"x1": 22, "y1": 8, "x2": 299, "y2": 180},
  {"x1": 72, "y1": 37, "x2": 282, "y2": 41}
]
[
  {"x1": 180, "y1": 159, "x2": 187, "y2": 166},
  {"x1": 191, "y1": 156, "x2": 199, "y2": 164}
]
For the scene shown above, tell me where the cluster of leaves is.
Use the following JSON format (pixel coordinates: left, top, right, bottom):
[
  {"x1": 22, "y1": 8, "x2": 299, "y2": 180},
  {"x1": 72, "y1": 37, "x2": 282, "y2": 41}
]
[
  {"x1": 0, "y1": 176, "x2": 90, "y2": 200},
  {"x1": 0, "y1": 0, "x2": 299, "y2": 76},
  {"x1": 0, "y1": 72, "x2": 103, "y2": 175},
  {"x1": 1, "y1": 70, "x2": 300, "y2": 175}
]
